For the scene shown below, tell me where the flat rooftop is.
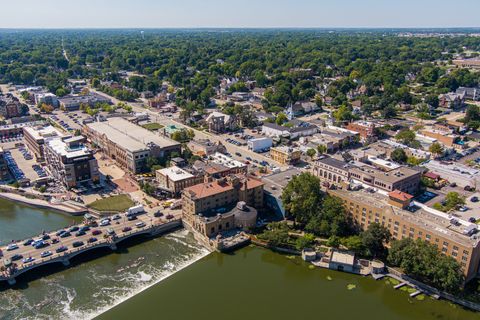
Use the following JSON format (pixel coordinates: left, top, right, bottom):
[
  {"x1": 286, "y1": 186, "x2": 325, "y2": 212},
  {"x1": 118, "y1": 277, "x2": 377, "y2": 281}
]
[
  {"x1": 47, "y1": 138, "x2": 92, "y2": 159},
  {"x1": 210, "y1": 152, "x2": 245, "y2": 169},
  {"x1": 157, "y1": 166, "x2": 194, "y2": 182},
  {"x1": 87, "y1": 118, "x2": 180, "y2": 153},
  {"x1": 23, "y1": 125, "x2": 65, "y2": 141},
  {"x1": 330, "y1": 188, "x2": 479, "y2": 248}
]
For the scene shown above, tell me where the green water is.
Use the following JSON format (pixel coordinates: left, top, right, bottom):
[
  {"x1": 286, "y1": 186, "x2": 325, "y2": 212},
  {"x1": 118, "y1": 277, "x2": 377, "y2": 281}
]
[
  {"x1": 0, "y1": 198, "x2": 479, "y2": 320},
  {"x1": 97, "y1": 246, "x2": 479, "y2": 320}
]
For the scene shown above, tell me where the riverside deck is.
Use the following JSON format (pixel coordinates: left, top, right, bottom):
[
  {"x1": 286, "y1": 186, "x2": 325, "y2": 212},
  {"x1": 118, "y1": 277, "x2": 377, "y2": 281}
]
[{"x1": 0, "y1": 213, "x2": 182, "y2": 285}]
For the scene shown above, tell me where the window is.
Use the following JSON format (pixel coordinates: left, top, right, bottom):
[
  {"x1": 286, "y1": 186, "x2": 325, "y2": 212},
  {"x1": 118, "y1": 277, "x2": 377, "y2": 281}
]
[
  {"x1": 462, "y1": 256, "x2": 468, "y2": 261},
  {"x1": 453, "y1": 246, "x2": 459, "y2": 251},
  {"x1": 443, "y1": 241, "x2": 448, "y2": 247},
  {"x1": 452, "y1": 252, "x2": 457, "y2": 257},
  {"x1": 463, "y1": 250, "x2": 469, "y2": 255}
]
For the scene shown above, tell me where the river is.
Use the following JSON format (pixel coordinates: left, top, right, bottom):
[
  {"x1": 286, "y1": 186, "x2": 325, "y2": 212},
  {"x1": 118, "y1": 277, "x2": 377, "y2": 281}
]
[{"x1": 0, "y1": 198, "x2": 478, "y2": 320}]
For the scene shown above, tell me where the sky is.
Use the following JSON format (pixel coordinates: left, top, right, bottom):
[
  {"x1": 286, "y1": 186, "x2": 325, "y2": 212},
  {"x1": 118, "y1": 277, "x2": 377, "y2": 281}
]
[{"x1": 1, "y1": 0, "x2": 479, "y2": 29}]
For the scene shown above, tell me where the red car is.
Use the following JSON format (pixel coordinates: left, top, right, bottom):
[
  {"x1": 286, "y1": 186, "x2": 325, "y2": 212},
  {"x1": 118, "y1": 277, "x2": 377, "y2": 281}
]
[{"x1": 92, "y1": 230, "x2": 102, "y2": 236}]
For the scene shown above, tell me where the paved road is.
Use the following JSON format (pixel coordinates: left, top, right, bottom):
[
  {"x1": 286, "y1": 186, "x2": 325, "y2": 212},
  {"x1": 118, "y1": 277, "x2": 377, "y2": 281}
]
[
  {"x1": 88, "y1": 87, "x2": 287, "y2": 169},
  {"x1": 0, "y1": 211, "x2": 181, "y2": 272}
]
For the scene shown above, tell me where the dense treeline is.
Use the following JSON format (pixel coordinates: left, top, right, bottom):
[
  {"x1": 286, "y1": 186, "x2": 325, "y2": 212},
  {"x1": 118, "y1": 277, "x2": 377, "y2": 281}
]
[{"x1": 1, "y1": 29, "x2": 480, "y2": 114}]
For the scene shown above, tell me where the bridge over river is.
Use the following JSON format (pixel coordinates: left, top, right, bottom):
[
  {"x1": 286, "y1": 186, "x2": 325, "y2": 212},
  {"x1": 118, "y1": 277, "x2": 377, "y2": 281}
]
[{"x1": 0, "y1": 212, "x2": 182, "y2": 285}]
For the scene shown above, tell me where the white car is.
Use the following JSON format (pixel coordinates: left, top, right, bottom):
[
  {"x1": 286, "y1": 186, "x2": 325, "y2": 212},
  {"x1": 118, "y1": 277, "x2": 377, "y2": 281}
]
[
  {"x1": 40, "y1": 251, "x2": 52, "y2": 258},
  {"x1": 7, "y1": 243, "x2": 19, "y2": 251},
  {"x1": 100, "y1": 219, "x2": 111, "y2": 227},
  {"x1": 135, "y1": 222, "x2": 146, "y2": 228}
]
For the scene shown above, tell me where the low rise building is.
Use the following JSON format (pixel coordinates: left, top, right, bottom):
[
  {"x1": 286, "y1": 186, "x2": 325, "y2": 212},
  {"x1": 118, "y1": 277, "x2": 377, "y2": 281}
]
[
  {"x1": 0, "y1": 94, "x2": 27, "y2": 119},
  {"x1": 349, "y1": 165, "x2": 421, "y2": 195},
  {"x1": 205, "y1": 112, "x2": 237, "y2": 133},
  {"x1": 312, "y1": 157, "x2": 354, "y2": 185},
  {"x1": 84, "y1": 118, "x2": 181, "y2": 174},
  {"x1": 58, "y1": 93, "x2": 111, "y2": 111},
  {"x1": 34, "y1": 93, "x2": 59, "y2": 108},
  {"x1": 23, "y1": 125, "x2": 66, "y2": 161},
  {"x1": 453, "y1": 59, "x2": 480, "y2": 70},
  {"x1": 44, "y1": 136, "x2": 100, "y2": 189},
  {"x1": 187, "y1": 139, "x2": 226, "y2": 157},
  {"x1": 424, "y1": 160, "x2": 480, "y2": 189},
  {"x1": 270, "y1": 146, "x2": 302, "y2": 165},
  {"x1": 346, "y1": 121, "x2": 377, "y2": 143},
  {"x1": 456, "y1": 87, "x2": 480, "y2": 101},
  {"x1": 156, "y1": 166, "x2": 203, "y2": 196},
  {"x1": 247, "y1": 137, "x2": 273, "y2": 152},
  {"x1": 329, "y1": 188, "x2": 480, "y2": 282},
  {"x1": 182, "y1": 174, "x2": 264, "y2": 238},
  {"x1": 438, "y1": 92, "x2": 465, "y2": 109}
]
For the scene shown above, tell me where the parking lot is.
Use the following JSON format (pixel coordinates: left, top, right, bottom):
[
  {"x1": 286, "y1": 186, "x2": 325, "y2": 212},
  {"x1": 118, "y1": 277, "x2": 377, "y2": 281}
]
[{"x1": 8, "y1": 147, "x2": 48, "y2": 182}]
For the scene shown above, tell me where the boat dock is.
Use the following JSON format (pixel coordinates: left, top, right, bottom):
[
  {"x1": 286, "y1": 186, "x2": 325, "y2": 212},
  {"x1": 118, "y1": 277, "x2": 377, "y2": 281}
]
[{"x1": 0, "y1": 213, "x2": 182, "y2": 285}]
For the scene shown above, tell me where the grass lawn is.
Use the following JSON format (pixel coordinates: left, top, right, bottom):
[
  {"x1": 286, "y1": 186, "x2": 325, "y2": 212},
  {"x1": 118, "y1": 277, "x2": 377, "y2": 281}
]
[
  {"x1": 87, "y1": 194, "x2": 135, "y2": 212},
  {"x1": 142, "y1": 123, "x2": 164, "y2": 131}
]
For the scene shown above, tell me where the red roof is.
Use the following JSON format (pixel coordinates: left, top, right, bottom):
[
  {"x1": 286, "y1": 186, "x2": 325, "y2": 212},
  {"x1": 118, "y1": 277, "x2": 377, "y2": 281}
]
[
  {"x1": 423, "y1": 172, "x2": 440, "y2": 180},
  {"x1": 388, "y1": 190, "x2": 414, "y2": 202}
]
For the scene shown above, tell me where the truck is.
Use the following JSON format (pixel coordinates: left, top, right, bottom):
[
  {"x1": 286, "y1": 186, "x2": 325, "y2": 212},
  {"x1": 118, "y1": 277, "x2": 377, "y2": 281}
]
[
  {"x1": 127, "y1": 205, "x2": 145, "y2": 216},
  {"x1": 247, "y1": 137, "x2": 273, "y2": 153}
]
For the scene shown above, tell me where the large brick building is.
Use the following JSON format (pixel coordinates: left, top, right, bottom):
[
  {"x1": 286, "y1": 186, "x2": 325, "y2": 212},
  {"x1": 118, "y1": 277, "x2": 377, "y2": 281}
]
[
  {"x1": 182, "y1": 175, "x2": 264, "y2": 238},
  {"x1": 329, "y1": 188, "x2": 480, "y2": 282}
]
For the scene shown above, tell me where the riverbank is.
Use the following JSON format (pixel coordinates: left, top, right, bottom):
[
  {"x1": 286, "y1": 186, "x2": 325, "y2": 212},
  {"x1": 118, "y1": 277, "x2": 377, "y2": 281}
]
[
  {"x1": 0, "y1": 191, "x2": 87, "y2": 215},
  {"x1": 96, "y1": 246, "x2": 480, "y2": 320}
]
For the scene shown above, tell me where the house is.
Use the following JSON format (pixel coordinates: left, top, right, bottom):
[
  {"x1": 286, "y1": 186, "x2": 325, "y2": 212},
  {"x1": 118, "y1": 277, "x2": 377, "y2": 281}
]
[
  {"x1": 205, "y1": 112, "x2": 237, "y2": 133},
  {"x1": 438, "y1": 92, "x2": 465, "y2": 109},
  {"x1": 456, "y1": 87, "x2": 480, "y2": 101}
]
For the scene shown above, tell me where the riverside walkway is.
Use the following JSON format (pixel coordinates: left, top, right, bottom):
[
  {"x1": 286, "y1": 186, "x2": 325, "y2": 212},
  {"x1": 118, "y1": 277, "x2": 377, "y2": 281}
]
[{"x1": 0, "y1": 213, "x2": 182, "y2": 285}]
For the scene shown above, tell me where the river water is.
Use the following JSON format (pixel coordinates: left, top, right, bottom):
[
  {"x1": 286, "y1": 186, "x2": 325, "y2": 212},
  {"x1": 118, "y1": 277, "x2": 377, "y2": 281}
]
[{"x1": 0, "y1": 198, "x2": 479, "y2": 320}]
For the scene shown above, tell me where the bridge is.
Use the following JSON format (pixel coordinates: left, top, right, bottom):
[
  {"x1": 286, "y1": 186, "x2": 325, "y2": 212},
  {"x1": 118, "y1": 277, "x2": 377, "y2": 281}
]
[{"x1": 0, "y1": 212, "x2": 182, "y2": 285}]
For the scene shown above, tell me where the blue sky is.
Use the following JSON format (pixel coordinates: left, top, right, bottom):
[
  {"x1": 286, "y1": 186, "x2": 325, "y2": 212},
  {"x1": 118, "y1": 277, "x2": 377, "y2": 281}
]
[{"x1": 1, "y1": 0, "x2": 479, "y2": 28}]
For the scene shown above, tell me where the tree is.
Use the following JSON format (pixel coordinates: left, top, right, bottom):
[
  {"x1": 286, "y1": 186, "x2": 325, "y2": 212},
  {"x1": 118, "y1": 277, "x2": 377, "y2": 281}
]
[
  {"x1": 275, "y1": 112, "x2": 288, "y2": 126},
  {"x1": 341, "y1": 235, "x2": 365, "y2": 253},
  {"x1": 391, "y1": 148, "x2": 407, "y2": 164},
  {"x1": 382, "y1": 105, "x2": 397, "y2": 119},
  {"x1": 388, "y1": 238, "x2": 464, "y2": 293},
  {"x1": 317, "y1": 145, "x2": 327, "y2": 155},
  {"x1": 258, "y1": 222, "x2": 290, "y2": 247},
  {"x1": 333, "y1": 105, "x2": 353, "y2": 124},
  {"x1": 282, "y1": 173, "x2": 323, "y2": 225},
  {"x1": 91, "y1": 77, "x2": 101, "y2": 88},
  {"x1": 429, "y1": 142, "x2": 444, "y2": 158},
  {"x1": 295, "y1": 233, "x2": 316, "y2": 250},
  {"x1": 395, "y1": 129, "x2": 416, "y2": 146},
  {"x1": 361, "y1": 223, "x2": 391, "y2": 259},
  {"x1": 305, "y1": 196, "x2": 352, "y2": 237},
  {"x1": 306, "y1": 148, "x2": 316, "y2": 159}
]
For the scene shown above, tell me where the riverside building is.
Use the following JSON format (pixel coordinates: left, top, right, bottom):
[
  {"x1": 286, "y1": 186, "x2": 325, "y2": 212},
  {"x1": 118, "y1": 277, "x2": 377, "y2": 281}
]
[
  {"x1": 329, "y1": 188, "x2": 480, "y2": 282},
  {"x1": 84, "y1": 118, "x2": 181, "y2": 174}
]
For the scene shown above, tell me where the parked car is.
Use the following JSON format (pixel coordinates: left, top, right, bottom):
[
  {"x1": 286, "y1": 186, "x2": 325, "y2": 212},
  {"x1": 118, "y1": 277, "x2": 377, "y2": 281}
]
[
  {"x1": 135, "y1": 222, "x2": 146, "y2": 228},
  {"x1": 92, "y1": 230, "x2": 102, "y2": 236},
  {"x1": 122, "y1": 226, "x2": 132, "y2": 232},
  {"x1": 471, "y1": 196, "x2": 479, "y2": 203},
  {"x1": 56, "y1": 246, "x2": 68, "y2": 253},
  {"x1": 11, "y1": 254, "x2": 23, "y2": 261},
  {"x1": 87, "y1": 237, "x2": 98, "y2": 243},
  {"x1": 40, "y1": 251, "x2": 52, "y2": 258},
  {"x1": 60, "y1": 232, "x2": 71, "y2": 238},
  {"x1": 22, "y1": 257, "x2": 35, "y2": 264},
  {"x1": 72, "y1": 241, "x2": 84, "y2": 248},
  {"x1": 7, "y1": 243, "x2": 19, "y2": 251}
]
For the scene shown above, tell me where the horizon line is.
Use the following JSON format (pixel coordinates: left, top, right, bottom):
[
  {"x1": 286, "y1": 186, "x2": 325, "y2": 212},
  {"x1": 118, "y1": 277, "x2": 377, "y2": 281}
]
[{"x1": 1, "y1": 26, "x2": 480, "y2": 31}]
